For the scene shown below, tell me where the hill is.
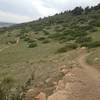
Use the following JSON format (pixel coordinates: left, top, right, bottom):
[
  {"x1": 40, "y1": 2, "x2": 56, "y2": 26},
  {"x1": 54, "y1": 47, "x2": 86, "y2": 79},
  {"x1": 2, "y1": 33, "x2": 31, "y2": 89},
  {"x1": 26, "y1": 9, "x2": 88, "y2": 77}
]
[{"x1": 0, "y1": 3, "x2": 100, "y2": 100}]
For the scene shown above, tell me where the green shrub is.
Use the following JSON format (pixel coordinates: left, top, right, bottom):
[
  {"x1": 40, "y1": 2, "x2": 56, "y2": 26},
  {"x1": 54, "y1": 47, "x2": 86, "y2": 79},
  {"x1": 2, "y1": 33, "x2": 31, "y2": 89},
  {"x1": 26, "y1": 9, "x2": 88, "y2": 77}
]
[
  {"x1": 38, "y1": 37, "x2": 45, "y2": 41},
  {"x1": 20, "y1": 29, "x2": 26, "y2": 34},
  {"x1": 60, "y1": 35, "x2": 75, "y2": 43},
  {"x1": 28, "y1": 39, "x2": 36, "y2": 43},
  {"x1": 23, "y1": 37, "x2": 30, "y2": 41},
  {"x1": 56, "y1": 43, "x2": 78, "y2": 53},
  {"x1": 89, "y1": 28, "x2": 97, "y2": 32},
  {"x1": 32, "y1": 25, "x2": 44, "y2": 32},
  {"x1": 87, "y1": 41, "x2": 100, "y2": 48},
  {"x1": 55, "y1": 27, "x2": 64, "y2": 32},
  {"x1": 72, "y1": 7, "x2": 83, "y2": 15},
  {"x1": 19, "y1": 35, "x2": 25, "y2": 39},
  {"x1": 48, "y1": 33, "x2": 61, "y2": 39},
  {"x1": 56, "y1": 46, "x2": 67, "y2": 53},
  {"x1": 42, "y1": 39, "x2": 50, "y2": 44},
  {"x1": 42, "y1": 30, "x2": 50, "y2": 35},
  {"x1": 79, "y1": 25, "x2": 93, "y2": 31},
  {"x1": 76, "y1": 36, "x2": 92, "y2": 44},
  {"x1": 7, "y1": 34, "x2": 11, "y2": 37},
  {"x1": 48, "y1": 29, "x2": 87, "y2": 43},
  {"x1": 28, "y1": 42, "x2": 37, "y2": 48},
  {"x1": 8, "y1": 40, "x2": 16, "y2": 44},
  {"x1": 90, "y1": 19, "x2": 100, "y2": 27},
  {"x1": 94, "y1": 21, "x2": 100, "y2": 27}
]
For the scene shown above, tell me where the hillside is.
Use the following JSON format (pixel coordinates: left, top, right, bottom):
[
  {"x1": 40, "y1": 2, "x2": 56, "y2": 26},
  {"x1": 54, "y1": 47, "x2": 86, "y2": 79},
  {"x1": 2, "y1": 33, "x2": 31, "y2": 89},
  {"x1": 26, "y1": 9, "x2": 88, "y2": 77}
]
[{"x1": 0, "y1": 4, "x2": 100, "y2": 100}]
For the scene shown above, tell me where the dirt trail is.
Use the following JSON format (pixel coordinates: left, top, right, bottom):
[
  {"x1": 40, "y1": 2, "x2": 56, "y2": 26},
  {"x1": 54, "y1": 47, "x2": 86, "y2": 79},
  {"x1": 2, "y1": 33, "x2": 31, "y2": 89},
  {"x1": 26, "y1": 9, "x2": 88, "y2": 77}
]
[
  {"x1": 23, "y1": 49, "x2": 100, "y2": 100},
  {"x1": 48, "y1": 51, "x2": 100, "y2": 100},
  {"x1": 78, "y1": 53, "x2": 100, "y2": 85}
]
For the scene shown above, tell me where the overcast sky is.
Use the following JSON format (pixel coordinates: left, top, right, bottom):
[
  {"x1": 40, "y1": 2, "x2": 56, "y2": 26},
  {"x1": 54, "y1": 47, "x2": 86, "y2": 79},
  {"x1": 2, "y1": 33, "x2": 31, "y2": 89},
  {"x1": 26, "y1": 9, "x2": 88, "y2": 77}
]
[{"x1": 0, "y1": 0, "x2": 100, "y2": 23}]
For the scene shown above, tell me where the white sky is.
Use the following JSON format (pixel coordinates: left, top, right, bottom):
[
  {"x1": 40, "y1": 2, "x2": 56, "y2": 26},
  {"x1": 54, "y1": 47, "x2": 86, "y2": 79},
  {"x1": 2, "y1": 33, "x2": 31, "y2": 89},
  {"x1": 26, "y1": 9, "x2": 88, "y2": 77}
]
[{"x1": 0, "y1": 0, "x2": 100, "y2": 23}]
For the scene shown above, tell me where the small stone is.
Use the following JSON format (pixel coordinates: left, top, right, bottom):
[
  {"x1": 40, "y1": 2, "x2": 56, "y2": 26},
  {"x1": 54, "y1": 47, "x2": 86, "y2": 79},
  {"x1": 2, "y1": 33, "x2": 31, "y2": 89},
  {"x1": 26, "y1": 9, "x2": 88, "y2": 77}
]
[{"x1": 35, "y1": 92, "x2": 46, "y2": 100}]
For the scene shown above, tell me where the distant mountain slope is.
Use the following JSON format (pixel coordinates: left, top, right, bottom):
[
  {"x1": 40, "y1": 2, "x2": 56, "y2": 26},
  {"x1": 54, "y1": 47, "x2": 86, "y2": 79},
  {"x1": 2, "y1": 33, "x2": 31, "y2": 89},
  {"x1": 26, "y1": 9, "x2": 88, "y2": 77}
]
[{"x1": 0, "y1": 22, "x2": 14, "y2": 28}]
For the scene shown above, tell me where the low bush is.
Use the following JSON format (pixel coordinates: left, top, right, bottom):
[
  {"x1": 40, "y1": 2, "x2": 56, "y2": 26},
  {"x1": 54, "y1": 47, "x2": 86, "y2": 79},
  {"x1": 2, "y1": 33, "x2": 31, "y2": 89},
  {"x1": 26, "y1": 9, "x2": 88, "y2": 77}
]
[
  {"x1": 87, "y1": 41, "x2": 100, "y2": 48},
  {"x1": 38, "y1": 37, "x2": 45, "y2": 41},
  {"x1": 76, "y1": 36, "x2": 92, "y2": 44},
  {"x1": 49, "y1": 29, "x2": 87, "y2": 41},
  {"x1": 42, "y1": 39, "x2": 50, "y2": 44},
  {"x1": 19, "y1": 35, "x2": 25, "y2": 39},
  {"x1": 28, "y1": 42, "x2": 37, "y2": 48},
  {"x1": 23, "y1": 37, "x2": 30, "y2": 41},
  {"x1": 8, "y1": 40, "x2": 16, "y2": 44},
  {"x1": 56, "y1": 43, "x2": 78, "y2": 53},
  {"x1": 80, "y1": 25, "x2": 93, "y2": 31},
  {"x1": 42, "y1": 30, "x2": 50, "y2": 35},
  {"x1": 28, "y1": 39, "x2": 36, "y2": 43}
]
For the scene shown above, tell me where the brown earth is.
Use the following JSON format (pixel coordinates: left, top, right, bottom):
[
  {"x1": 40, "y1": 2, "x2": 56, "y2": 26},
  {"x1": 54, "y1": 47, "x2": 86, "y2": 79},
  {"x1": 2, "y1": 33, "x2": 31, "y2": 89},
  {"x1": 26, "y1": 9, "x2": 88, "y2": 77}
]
[{"x1": 48, "y1": 51, "x2": 100, "y2": 100}]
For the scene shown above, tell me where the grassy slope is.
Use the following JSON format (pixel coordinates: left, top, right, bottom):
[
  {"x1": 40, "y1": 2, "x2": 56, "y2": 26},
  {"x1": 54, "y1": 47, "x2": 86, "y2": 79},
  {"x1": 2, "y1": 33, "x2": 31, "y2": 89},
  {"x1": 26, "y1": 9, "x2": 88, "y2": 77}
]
[
  {"x1": 0, "y1": 42, "x2": 80, "y2": 89},
  {"x1": 87, "y1": 28, "x2": 100, "y2": 70},
  {"x1": 91, "y1": 28, "x2": 100, "y2": 41}
]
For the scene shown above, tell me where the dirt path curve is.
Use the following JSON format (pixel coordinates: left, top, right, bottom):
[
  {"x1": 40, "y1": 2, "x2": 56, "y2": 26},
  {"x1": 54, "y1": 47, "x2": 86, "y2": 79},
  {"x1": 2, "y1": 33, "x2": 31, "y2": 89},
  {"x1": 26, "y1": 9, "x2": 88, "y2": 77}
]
[
  {"x1": 75, "y1": 52, "x2": 100, "y2": 100},
  {"x1": 48, "y1": 51, "x2": 100, "y2": 100},
  {"x1": 78, "y1": 53, "x2": 100, "y2": 84}
]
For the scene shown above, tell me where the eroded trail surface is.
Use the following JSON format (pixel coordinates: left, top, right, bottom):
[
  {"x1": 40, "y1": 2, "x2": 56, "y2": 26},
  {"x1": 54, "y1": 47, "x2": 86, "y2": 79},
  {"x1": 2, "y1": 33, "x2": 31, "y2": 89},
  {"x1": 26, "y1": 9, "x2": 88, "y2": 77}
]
[
  {"x1": 78, "y1": 53, "x2": 100, "y2": 88},
  {"x1": 76, "y1": 53, "x2": 100, "y2": 100},
  {"x1": 48, "y1": 52, "x2": 100, "y2": 100}
]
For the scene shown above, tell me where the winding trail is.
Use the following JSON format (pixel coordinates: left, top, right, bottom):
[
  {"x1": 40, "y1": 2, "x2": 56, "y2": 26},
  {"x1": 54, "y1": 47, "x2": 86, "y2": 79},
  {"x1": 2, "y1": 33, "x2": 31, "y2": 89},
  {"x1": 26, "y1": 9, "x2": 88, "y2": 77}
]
[
  {"x1": 78, "y1": 53, "x2": 100, "y2": 84},
  {"x1": 48, "y1": 51, "x2": 100, "y2": 100}
]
